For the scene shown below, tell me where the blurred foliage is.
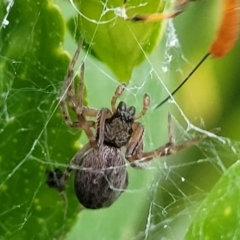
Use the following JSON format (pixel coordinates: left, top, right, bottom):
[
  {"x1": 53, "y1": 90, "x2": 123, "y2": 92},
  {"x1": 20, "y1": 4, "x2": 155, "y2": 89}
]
[
  {"x1": 1, "y1": 0, "x2": 240, "y2": 240},
  {"x1": 68, "y1": 0, "x2": 167, "y2": 81},
  {"x1": 0, "y1": 1, "x2": 81, "y2": 239},
  {"x1": 186, "y1": 160, "x2": 240, "y2": 239}
]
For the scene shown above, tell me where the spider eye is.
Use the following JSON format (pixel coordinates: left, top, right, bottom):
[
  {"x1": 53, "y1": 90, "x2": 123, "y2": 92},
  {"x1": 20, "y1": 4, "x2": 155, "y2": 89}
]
[
  {"x1": 128, "y1": 106, "x2": 136, "y2": 116},
  {"x1": 117, "y1": 102, "x2": 126, "y2": 112}
]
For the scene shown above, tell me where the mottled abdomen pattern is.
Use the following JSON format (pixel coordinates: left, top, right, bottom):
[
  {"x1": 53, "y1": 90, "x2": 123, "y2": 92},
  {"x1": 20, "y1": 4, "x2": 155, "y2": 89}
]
[{"x1": 74, "y1": 145, "x2": 128, "y2": 209}]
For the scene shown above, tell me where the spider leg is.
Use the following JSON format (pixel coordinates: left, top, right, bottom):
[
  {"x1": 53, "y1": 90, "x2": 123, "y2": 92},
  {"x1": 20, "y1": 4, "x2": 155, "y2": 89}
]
[
  {"x1": 47, "y1": 109, "x2": 112, "y2": 192},
  {"x1": 70, "y1": 120, "x2": 95, "y2": 128},
  {"x1": 75, "y1": 62, "x2": 99, "y2": 118},
  {"x1": 134, "y1": 94, "x2": 150, "y2": 120},
  {"x1": 111, "y1": 84, "x2": 126, "y2": 112},
  {"x1": 126, "y1": 0, "x2": 189, "y2": 22},
  {"x1": 72, "y1": 62, "x2": 98, "y2": 146},
  {"x1": 67, "y1": 59, "x2": 99, "y2": 118},
  {"x1": 125, "y1": 122, "x2": 144, "y2": 167},
  {"x1": 73, "y1": 63, "x2": 97, "y2": 115},
  {"x1": 76, "y1": 63, "x2": 85, "y2": 114},
  {"x1": 61, "y1": 39, "x2": 83, "y2": 109},
  {"x1": 126, "y1": 122, "x2": 144, "y2": 158},
  {"x1": 126, "y1": 114, "x2": 207, "y2": 164},
  {"x1": 60, "y1": 65, "x2": 90, "y2": 129},
  {"x1": 60, "y1": 41, "x2": 100, "y2": 148},
  {"x1": 133, "y1": 134, "x2": 206, "y2": 163},
  {"x1": 96, "y1": 108, "x2": 112, "y2": 146},
  {"x1": 46, "y1": 143, "x2": 92, "y2": 192},
  {"x1": 60, "y1": 39, "x2": 83, "y2": 126}
]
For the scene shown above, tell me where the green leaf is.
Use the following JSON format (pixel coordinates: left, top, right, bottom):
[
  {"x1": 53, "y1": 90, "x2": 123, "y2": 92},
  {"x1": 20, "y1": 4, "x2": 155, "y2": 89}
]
[
  {"x1": 69, "y1": 0, "x2": 166, "y2": 81},
  {"x1": 0, "y1": 1, "x2": 82, "y2": 239},
  {"x1": 185, "y1": 161, "x2": 240, "y2": 239}
]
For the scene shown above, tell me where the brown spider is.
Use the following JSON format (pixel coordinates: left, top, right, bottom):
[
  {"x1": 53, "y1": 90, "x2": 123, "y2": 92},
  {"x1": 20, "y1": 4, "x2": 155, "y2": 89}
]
[{"x1": 46, "y1": 40, "x2": 208, "y2": 209}]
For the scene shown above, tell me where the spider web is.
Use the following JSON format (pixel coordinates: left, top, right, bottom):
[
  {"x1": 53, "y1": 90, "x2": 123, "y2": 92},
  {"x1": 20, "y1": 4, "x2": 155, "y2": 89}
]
[{"x1": 1, "y1": 0, "x2": 240, "y2": 240}]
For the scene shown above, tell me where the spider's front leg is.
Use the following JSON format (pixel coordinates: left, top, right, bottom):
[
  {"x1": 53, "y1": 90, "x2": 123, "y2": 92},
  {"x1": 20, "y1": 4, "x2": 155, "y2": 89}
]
[
  {"x1": 60, "y1": 40, "x2": 99, "y2": 148},
  {"x1": 126, "y1": 114, "x2": 207, "y2": 164},
  {"x1": 126, "y1": 115, "x2": 175, "y2": 166},
  {"x1": 60, "y1": 39, "x2": 83, "y2": 114},
  {"x1": 125, "y1": 122, "x2": 145, "y2": 167}
]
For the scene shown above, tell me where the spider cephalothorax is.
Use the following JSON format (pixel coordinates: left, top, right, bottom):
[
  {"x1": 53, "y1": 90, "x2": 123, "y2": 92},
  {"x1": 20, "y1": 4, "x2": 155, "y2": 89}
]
[{"x1": 103, "y1": 101, "x2": 136, "y2": 148}]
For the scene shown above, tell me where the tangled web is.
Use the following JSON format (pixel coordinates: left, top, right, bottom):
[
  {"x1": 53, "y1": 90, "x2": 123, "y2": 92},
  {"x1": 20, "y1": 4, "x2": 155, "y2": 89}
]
[{"x1": 1, "y1": 0, "x2": 240, "y2": 240}]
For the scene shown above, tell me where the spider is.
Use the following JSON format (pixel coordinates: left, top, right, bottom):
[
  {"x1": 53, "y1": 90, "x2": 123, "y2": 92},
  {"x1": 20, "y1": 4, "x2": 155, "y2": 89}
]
[{"x1": 46, "y1": 40, "x2": 208, "y2": 209}]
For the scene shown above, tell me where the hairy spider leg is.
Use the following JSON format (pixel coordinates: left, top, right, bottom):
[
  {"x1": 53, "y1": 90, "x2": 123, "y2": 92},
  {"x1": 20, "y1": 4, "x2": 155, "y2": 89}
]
[
  {"x1": 74, "y1": 62, "x2": 98, "y2": 129},
  {"x1": 111, "y1": 84, "x2": 126, "y2": 112},
  {"x1": 125, "y1": 94, "x2": 151, "y2": 164},
  {"x1": 76, "y1": 63, "x2": 98, "y2": 118},
  {"x1": 126, "y1": 114, "x2": 207, "y2": 163},
  {"x1": 61, "y1": 39, "x2": 83, "y2": 107},
  {"x1": 60, "y1": 40, "x2": 100, "y2": 148},
  {"x1": 125, "y1": 0, "x2": 190, "y2": 22},
  {"x1": 53, "y1": 108, "x2": 113, "y2": 192},
  {"x1": 60, "y1": 39, "x2": 83, "y2": 121},
  {"x1": 134, "y1": 94, "x2": 150, "y2": 120},
  {"x1": 125, "y1": 122, "x2": 144, "y2": 166},
  {"x1": 96, "y1": 108, "x2": 112, "y2": 146},
  {"x1": 56, "y1": 143, "x2": 92, "y2": 192},
  {"x1": 60, "y1": 63, "x2": 96, "y2": 147},
  {"x1": 76, "y1": 62, "x2": 85, "y2": 114}
]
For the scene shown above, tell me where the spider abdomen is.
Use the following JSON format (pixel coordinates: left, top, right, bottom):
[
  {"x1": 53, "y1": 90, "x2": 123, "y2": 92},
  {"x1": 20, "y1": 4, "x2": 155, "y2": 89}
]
[{"x1": 74, "y1": 144, "x2": 128, "y2": 209}]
